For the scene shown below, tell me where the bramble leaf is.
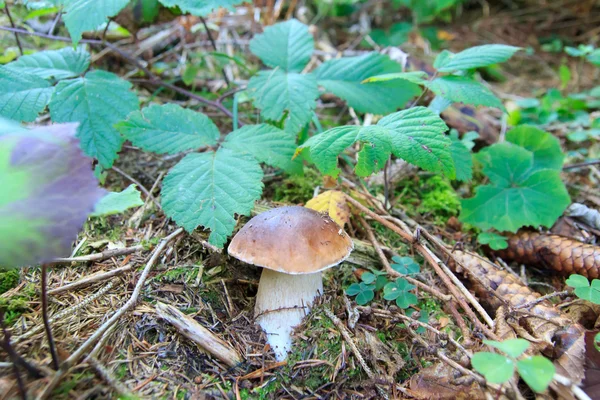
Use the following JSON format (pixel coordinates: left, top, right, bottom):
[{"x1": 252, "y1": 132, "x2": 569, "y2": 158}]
[
  {"x1": 362, "y1": 71, "x2": 428, "y2": 85},
  {"x1": 91, "y1": 184, "x2": 143, "y2": 217},
  {"x1": 471, "y1": 352, "x2": 514, "y2": 384},
  {"x1": 435, "y1": 44, "x2": 521, "y2": 72},
  {"x1": 61, "y1": 0, "x2": 130, "y2": 45},
  {"x1": 161, "y1": 148, "x2": 263, "y2": 247},
  {"x1": 5, "y1": 47, "x2": 90, "y2": 80},
  {"x1": 427, "y1": 76, "x2": 505, "y2": 110},
  {"x1": 0, "y1": 66, "x2": 53, "y2": 122},
  {"x1": 449, "y1": 133, "x2": 473, "y2": 181},
  {"x1": 517, "y1": 356, "x2": 555, "y2": 393},
  {"x1": 247, "y1": 69, "x2": 319, "y2": 134},
  {"x1": 222, "y1": 123, "x2": 301, "y2": 173},
  {"x1": 158, "y1": 0, "x2": 248, "y2": 17},
  {"x1": 460, "y1": 143, "x2": 570, "y2": 232},
  {"x1": 249, "y1": 19, "x2": 313, "y2": 72},
  {"x1": 49, "y1": 70, "x2": 139, "y2": 168},
  {"x1": 0, "y1": 123, "x2": 105, "y2": 267},
  {"x1": 313, "y1": 53, "x2": 422, "y2": 114},
  {"x1": 116, "y1": 104, "x2": 219, "y2": 155},
  {"x1": 484, "y1": 339, "x2": 530, "y2": 358}
]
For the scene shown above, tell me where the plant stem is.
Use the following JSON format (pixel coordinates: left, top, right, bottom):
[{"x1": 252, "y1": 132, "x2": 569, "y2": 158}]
[
  {"x1": 41, "y1": 264, "x2": 60, "y2": 370},
  {"x1": 199, "y1": 16, "x2": 230, "y2": 86},
  {"x1": 3, "y1": 3, "x2": 23, "y2": 55},
  {"x1": 0, "y1": 309, "x2": 27, "y2": 400}
]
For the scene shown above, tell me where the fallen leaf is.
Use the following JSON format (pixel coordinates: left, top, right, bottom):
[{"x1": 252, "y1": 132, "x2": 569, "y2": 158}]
[{"x1": 305, "y1": 190, "x2": 350, "y2": 227}]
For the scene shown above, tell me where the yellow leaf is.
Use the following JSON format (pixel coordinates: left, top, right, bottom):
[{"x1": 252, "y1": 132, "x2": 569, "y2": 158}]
[{"x1": 305, "y1": 190, "x2": 350, "y2": 227}]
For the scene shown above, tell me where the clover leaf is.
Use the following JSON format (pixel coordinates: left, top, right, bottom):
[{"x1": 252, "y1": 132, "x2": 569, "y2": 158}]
[
  {"x1": 346, "y1": 282, "x2": 375, "y2": 305},
  {"x1": 383, "y1": 278, "x2": 417, "y2": 309},
  {"x1": 391, "y1": 256, "x2": 420, "y2": 275}
]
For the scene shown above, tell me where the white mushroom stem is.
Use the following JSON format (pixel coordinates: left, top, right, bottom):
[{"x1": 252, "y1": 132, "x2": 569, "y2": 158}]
[{"x1": 254, "y1": 268, "x2": 323, "y2": 360}]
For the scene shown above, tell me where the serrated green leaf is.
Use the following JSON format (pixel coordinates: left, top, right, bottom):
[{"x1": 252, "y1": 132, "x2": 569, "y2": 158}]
[
  {"x1": 313, "y1": 53, "x2": 422, "y2": 114},
  {"x1": 5, "y1": 47, "x2": 90, "y2": 80},
  {"x1": 355, "y1": 126, "x2": 393, "y2": 177},
  {"x1": 471, "y1": 352, "x2": 514, "y2": 384},
  {"x1": 62, "y1": 0, "x2": 130, "y2": 45},
  {"x1": 450, "y1": 134, "x2": 472, "y2": 181},
  {"x1": 161, "y1": 148, "x2": 263, "y2": 247},
  {"x1": 158, "y1": 0, "x2": 248, "y2": 16},
  {"x1": 435, "y1": 44, "x2": 521, "y2": 72},
  {"x1": 566, "y1": 274, "x2": 590, "y2": 289},
  {"x1": 0, "y1": 123, "x2": 105, "y2": 267},
  {"x1": 517, "y1": 356, "x2": 555, "y2": 393},
  {"x1": 478, "y1": 232, "x2": 508, "y2": 250},
  {"x1": 247, "y1": 69, "x2": 318, "y2": 134},
  {"x1": 91, "y1": 184, "x2": 143, "y2": 216},
  {"x1": 49, "y1": 70, "x2": 139, "y2": 168},
  {"x1": 484, "y1": 339, "x2": 530, "y2": 358},
  {"x1": 460, "y1": 144, "x2": 570, "y2": 231},
  {"x1": 377, "y1": 107, "x2": 455, "y2": 178},
  {"x1": 222, "y1": 123, "x2": 301, "y2": 173},
  {"x1": 116, "y1": 104, "x2": 219, "y2": 155},
  {"x1": 505, "y1": 125, "x2": 564, "y2": 171},
  {"x1": 433, "y1": 50, "x2": 453, "y2": 69},
  {"x1": 249, "y1": 19, "x2": 313, "y2": 72},
  {"x1": 0, "y1": 66, "x2": 52, "y2": 122},
  {"x1": 362, "y1": 71, "x2": 428, "y2": 85},
  {"x1": 427, "y1": 76, "x2": 505, "y2": 110}
]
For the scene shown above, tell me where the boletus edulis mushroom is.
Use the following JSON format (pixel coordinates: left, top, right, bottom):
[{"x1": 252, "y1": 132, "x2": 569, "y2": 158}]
[{"x1": 227, "y1": 206, "x2": 354, "y2": 360}]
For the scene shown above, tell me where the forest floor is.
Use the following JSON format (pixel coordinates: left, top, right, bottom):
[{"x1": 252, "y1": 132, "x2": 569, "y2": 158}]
[{"x1": 1, "y1": 2, "x2": 600, "y2": 399}]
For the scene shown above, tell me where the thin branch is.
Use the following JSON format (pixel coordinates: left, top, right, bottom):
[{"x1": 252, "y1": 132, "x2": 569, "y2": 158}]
[
  {"x1": 51, "y1": 244, "x2": 144, "y2": 264},
  {"x1": 513, "y1": 290, "x2": 570, "y2": 310},
  {"x1": 48, "y1": 264, "x2": 132, "y2": 295},
  {"x1": 3, "y1": 4, "x2": 23, "y2": 55},
  {"x1": 563, "y1": 159, "x2": 600, "y2": 170},
  {"x1": 41, "y1": 264, "x2": 60, "y2": 370},
  {"x1": 37, "y1": 228, "x2": 184, "y2": 400},
  {"x1": 199, "y1": 16, "x2": 230, "y2": 86},
  {"x1": 0, "y1": 310, "x2": 27, "y2": 400}
]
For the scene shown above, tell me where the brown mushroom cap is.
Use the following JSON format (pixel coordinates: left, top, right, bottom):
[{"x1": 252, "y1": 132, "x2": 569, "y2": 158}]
[{"x1": 227, "y1": 206, "x2": 354, "y2": 274}]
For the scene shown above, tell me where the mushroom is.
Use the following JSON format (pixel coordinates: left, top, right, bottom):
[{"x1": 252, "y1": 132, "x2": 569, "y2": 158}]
[{"x1": 227, "y1": 206, "x2": 354, "y2": 360}]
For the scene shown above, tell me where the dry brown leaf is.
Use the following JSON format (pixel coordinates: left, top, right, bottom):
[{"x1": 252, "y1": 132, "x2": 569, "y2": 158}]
[
  {"x1": 305, "y1": 190, "x2": 350, "y2": 227},
  {"x1": 409, "y1": 362, "x2": 486, "y2": 400}
]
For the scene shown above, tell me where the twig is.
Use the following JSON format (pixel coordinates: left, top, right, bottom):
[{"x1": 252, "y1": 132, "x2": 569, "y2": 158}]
[
  {"x1": 513, "y1": 290, "x2": 570, "y2": 310},
  {"x1": 357, "y1": 216, "x2": 452, "y2": 302},
  {"x1": 563, "y1": 159, "x2": 600, "y2": 170},
  {"x1": 3, "y1": 4, "x2": 23, "y2": 55},
  {"x1": 553, "y1": 373, "x2": 593, "y2": 400},
  {"x1": 111, "y1": 166, "x2": 161, "y2": 210},
  {"x1": 0, "y1": 309, "x2": 27, "y2": 400},
  {"x1": 37, "y1": 228, "x2": 184, "y2": 400},
  {"x1": 51, "y1": 245, "x2": 144, "y2": 264},
  {"x1": 41, "y1": 264, "x2": 60, "y2": 370},
  {"x1": 48, "y1": 264, "x2": 132, "y2": 295},
  {"x1": 199, "y1": 16, "x2": 230, "y2": 86}
]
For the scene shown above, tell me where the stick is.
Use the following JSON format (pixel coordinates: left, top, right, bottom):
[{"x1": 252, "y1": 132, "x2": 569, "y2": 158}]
[
  {"x1": 3, "y1": 4, "x2": 23, "y2": 55},
  {"x1": 51, "y1": 245, "x2": 144, "y2": 263},
  {"x1": 0, "y1": 309, "x2": 26, "y2": 400},
  {"x1": 37, "y1": 228, "x2": 184, "y2": 400},
  {"x1": 48, "y1": 264, "x2": 132, "y2": 295},
  {"x1": 199, "y1": 16, "x2": 230, "y2": 86},
  {"x1": 41, "y1": 264, "x2": 60, "y2": 370},
  {"x1": 155, "y1": 302, "x2": 242, "y2": 367}
]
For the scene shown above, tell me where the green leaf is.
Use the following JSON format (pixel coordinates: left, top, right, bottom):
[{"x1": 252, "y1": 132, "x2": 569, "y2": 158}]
[
  {"x1": 559, "y1": 64, "x2": 571, "y2": 89},
  {"x1": 313, "y1": 53, "x2": 422, "y2": 114},
  {"x1": 471, "y1": 352, "x2": 515, "y2": 384},
  {"x1": 505, "y1": 125, "x2": 564, "y2": 171},
  {"x1": 5, "y1": 47, "x2": 90, "y2": 80},
  {"x1": 435, "y1": 44, "x2": 521, "y2": 72},
  {"x1": 116, "y1": 104, "x2": 219, "y2": 155},
  {"x1": 478, "y1": 232, "x2": 508, "y2": 250},
  {"x1": 391, "y1": 256, "x2": 420, "y2": 275},
  {"x1": 0, "y1": 117, "x2": 26, "y2": 135},
  {"x1": 383, "y1": 278, "x2": 417, "y2": 308},
  {"x1": 362, "y1": 71, "x2": 428, "y2": 85},
  {"x1": 484, "y1": 339, "x2": 530, "y2": 358},
  {"x1": 247, "y1": 69, "x2": 318, "y2": 134},
  {"x1": 566, "y1": 274, "x2": 590, "y2": 289},
  {"x1": 573, "y1": 279, "x2": 600, "y2": 304},
  {"x1": 460, "y1": 143, "x2": 570, "y2": 232},
  {"x1": 0, "y1": 66, "x2": 52, "y2": 122},
  {"x1": 433, "y1": 50, "x2": 453, "y2": 69},
  {"x1": 158, "y1": 0, "x2": 248, "y2": 16},
  {"x1": 360, "y1": 272, "x2": 376, "y2": 284},
  {"x1": 517, "y1": 356, "x2": 555, "y2": 393},
  {"x1": 346, "y1": 282, "x2": 375, "y2": 305},
  {"x1": 449, "y1": 134, "x2": 473, "y2": 181},
  {"x1": 49, "y1": 70, "x2": 139, "y2": 168},
  {"x1": 427, "y1": 76, "x2": 505, "y2": 110},
  {"x1": 222, "y1": 123, "x2": 301, "y2": 173},
  {"x1": 354, "y1": 126, "x2": 393, "y2": 177},
  {"x1": 587, "y1": 49, "x2": 600, "y2": 66},
  {"x1": 91, "y1": 184, "x2": 143, "y2": 216},
  {"x1": 62, "y1": 0, "x2": 130, "y2": 45},
  {"x1": 0, "y1": 123, "x2": 105, "y2": 267},
  {"x1": 161, "y1": 148, "x2": 263, "y2": 247},
  {"x1": 249, "y1": 19, "x2": 313, "y2": 73},
  {"x1": 377, "y1": 107, "x2": 455, "y2": 178}
]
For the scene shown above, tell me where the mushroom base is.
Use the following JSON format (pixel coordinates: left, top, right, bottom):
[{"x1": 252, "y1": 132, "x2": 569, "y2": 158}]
[{"x1": 254, "y1": 268, "x2": 323, "y2": 360}]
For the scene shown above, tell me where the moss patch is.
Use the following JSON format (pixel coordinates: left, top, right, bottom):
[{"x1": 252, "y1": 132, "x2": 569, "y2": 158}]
[
  {"x1": 272, "y1": 167, "x2": 321, "y2": 205},
  {"x1": 0, "y1": 269, "x2": 19, "y2": 294}
]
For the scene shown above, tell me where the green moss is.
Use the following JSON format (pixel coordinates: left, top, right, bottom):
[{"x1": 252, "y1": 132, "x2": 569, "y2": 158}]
[
  {"x1": 417, "y1": 176, "x2": 461, "y2": 222},
  {"x1": 0, "y1": 269, "x2": 19, "y2": 294},
  {"x1": 272, "y1": 167, "x2": 321, "y2": 204}
]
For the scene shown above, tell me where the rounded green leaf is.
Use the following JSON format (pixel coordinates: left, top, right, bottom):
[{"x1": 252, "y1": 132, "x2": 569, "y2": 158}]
[
  {"x1": 117, "y1": 104, "x2": 219, "y2": 155},
  {"x1": 565, "y1": 274, "x2": 590, "y2": 289},
  {"x1": 391, "y1": 256, "x2": 420, "y2": 275},
  {"x1": 62, "y1": 0, "x2": 130, "y2": 45},
  {"x1": 471, "y1": 352, "x2": 515, "y2": 384},
  {"x1": 91, "y1": 184, "x2": 143, "y2": 217},
  {"x1": 483, "y1": 339, "x2": 530, "y2": 358},
  {"x1": 478, "y1": 232, "x2": 508, "y2": 250},
  {"x1": 517, "y1": 356, "x2": 555, "y2": 393},
  {"x1": 506, "y1": 125, "x2": 564, "y2": 171}
]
